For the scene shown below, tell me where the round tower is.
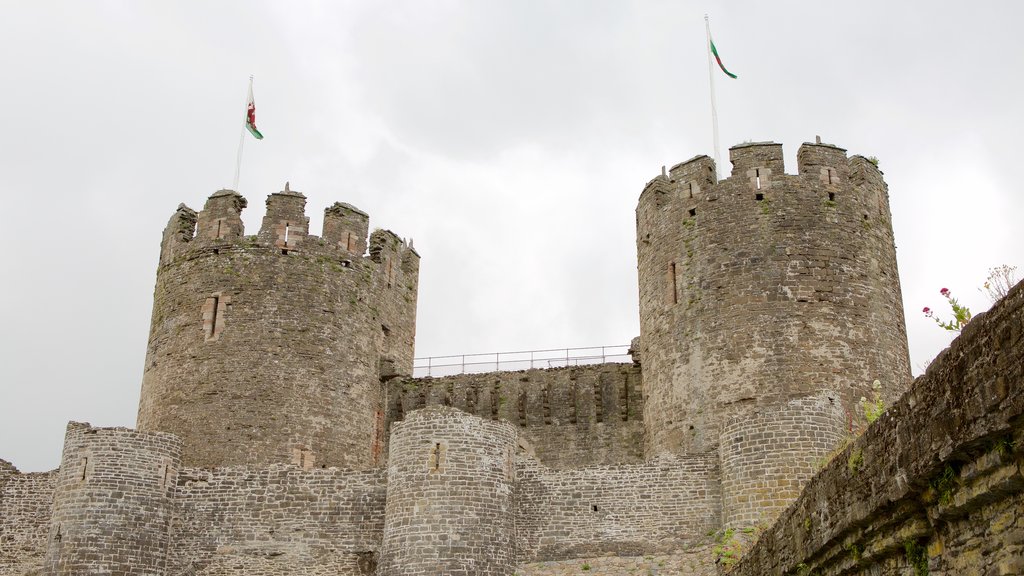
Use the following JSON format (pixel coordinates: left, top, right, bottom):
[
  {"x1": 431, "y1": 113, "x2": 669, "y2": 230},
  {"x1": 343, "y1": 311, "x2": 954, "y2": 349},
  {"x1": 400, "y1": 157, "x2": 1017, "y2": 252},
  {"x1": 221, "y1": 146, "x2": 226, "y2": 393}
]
[
  {"x1": 635, "y1": 141, "x2": 910, "y2": 469},
  {"x1": 137, "y1": 186, "x2": 420, "y2": 469},
  {"x1": 379, "y1": 406, "x2": 518, "y2": 576},
  {"x1": 43, "y1": 422, "x2": 181, "y2": 576}
]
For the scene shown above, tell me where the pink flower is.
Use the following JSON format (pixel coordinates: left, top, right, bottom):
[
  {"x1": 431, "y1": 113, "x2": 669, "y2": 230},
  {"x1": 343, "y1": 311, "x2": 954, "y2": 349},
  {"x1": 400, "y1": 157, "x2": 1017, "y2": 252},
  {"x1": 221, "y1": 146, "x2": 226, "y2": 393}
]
[
  {"x1": 922, "y1": 306, "x2": 932, "y2": 317},
  {"x1": 940, "y1": 288, "x2": 950, "y2": 297}
]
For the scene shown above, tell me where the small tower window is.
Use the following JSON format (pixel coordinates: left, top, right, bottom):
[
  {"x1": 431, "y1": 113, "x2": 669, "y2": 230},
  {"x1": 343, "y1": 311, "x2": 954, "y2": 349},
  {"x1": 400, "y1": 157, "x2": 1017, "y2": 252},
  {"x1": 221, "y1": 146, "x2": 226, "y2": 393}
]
[
  {"x1": 667, "y1": 262, "x2": 678, "y2": 305},
  {"x1": 202, "y1": 294, "x2": 227, "y2": 341},
  {"x1": 755, "y1": 193, "x2": 764, "y2": 201},
  {"x1": 688, "y1": 208, "x2": 697, "y2": 217},
  {"x1": 755, "y1": 169, "x2": 762, "y2": 190}
]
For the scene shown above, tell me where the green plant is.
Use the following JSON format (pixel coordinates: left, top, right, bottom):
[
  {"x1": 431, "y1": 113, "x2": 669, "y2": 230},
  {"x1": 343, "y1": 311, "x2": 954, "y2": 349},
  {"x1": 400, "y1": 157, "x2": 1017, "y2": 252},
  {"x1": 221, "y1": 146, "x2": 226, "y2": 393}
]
[
  {"x1": 581, "y1": 563, "x2": 591, "y2": 571},
  {"x1": 844, "y1": 542, "x2": 861, "y2": 564},
  {"x1": 923, "y1": 287, "x2": 971, "y2": 332},
  {"x1": 861, "y1": 380, "x2": 885, "y2": 424},
  {"x1": 847, "y1": 448, "x2": 864, "y2": 474},
  {"x1": 866, "y1": 156, "x2": 879, "y2": 167},
  {"x1": 904, "y1": 539, "x2": 928, "y2": 575},
  {"x1": 930, "y1": 464, "x2": 959, "y2": 506}
]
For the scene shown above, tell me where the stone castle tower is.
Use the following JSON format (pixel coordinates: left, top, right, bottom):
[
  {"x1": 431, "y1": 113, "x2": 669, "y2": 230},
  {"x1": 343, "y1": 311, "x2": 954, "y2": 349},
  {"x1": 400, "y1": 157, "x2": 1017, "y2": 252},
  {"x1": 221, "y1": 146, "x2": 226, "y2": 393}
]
[
  {"x1": 636, "y1": 141, "x2": 911, "y2": 526},
  {"x1": 9, "y1": 140, "x2": 987, "y2": 576},
  {"x1": 137, "y1": 186, "x2": 419, "y2": 470}
]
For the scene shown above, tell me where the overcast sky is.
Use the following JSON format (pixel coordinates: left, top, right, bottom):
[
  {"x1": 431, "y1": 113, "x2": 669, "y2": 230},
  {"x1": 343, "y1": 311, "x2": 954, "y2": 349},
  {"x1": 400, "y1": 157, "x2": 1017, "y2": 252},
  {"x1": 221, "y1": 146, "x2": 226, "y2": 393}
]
[{"x1": 2, "y1": 1, "x2": 1021, "y2": 472}]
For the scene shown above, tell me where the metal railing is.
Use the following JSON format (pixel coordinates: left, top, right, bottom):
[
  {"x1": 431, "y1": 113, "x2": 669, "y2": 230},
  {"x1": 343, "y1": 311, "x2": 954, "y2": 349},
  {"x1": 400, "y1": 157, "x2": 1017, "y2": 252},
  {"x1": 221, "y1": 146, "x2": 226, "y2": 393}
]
[{"x1": 413, "y1": 344, "x2": 632, "y2": 378}]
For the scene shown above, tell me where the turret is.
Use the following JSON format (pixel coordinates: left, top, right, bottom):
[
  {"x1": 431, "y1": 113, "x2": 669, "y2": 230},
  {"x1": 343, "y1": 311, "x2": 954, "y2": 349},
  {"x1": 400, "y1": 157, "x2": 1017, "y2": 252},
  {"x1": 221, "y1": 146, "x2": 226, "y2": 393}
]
[
  {"x1": 137, "y1": 184, "x2": 420, "y2": 470},
  {"x1": 43, "y1": 423, "x2": 181, "y2": 576},
  {"x1": 379, "y1": 407, "x2": 517, "y2": 575}
]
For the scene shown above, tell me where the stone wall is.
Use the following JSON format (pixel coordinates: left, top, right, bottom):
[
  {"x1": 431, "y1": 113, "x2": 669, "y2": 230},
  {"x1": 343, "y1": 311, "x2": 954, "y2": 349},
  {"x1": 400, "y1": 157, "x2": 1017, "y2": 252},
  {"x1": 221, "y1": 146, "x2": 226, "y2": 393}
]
[
  {"x1": 170, "y1": 465, "x2": 385, "y2": 576},
  {"x1": 387, "y1": 363, "x2": 644, "y2": 468},
  {"x1": 0, "y1": 461, "x2": 56, "y2": 576},
  {"x1": 731, "y1": 279, "x2": 1024, "y2": 575},
  {"x1": 379, "y1": 406, "x2": 518, "y2": 576},
  {"x1": 138, "y1": 187, "x2": 419, "y2": 470},
  {"x1": 719, "y1": 391, "x2": 846, "y2": 528},
  {"x1": 515, "y1": 453, "x2": 720, "y2": 562},
  {"x1": 635, "y1": 143, "x2": 910, "y2": 459},
  {"x1": 44, "y1": 423, "x2": 182, "y2": 576}
]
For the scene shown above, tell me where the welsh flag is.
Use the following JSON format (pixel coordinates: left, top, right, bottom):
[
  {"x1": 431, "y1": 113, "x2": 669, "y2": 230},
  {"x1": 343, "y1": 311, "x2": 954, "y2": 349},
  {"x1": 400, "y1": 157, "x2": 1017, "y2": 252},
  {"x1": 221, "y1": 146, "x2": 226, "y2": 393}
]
[
  {"x1": 710, "y1": 38, "x2": 737, "y2": 79},
  {"x1": 245, "y1": 81, "x2": 264, "y2": 140}
]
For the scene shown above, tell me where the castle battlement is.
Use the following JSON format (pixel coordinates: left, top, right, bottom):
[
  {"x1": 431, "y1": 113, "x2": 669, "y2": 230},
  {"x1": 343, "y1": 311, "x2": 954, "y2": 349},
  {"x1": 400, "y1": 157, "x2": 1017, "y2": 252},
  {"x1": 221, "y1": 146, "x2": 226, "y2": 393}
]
[
  {"x1": 12, "y1": 138, "x2": 1011, "y2": 576},
  {"x1": 139, "y1": 186, "x2": 420, "y2": 471}
]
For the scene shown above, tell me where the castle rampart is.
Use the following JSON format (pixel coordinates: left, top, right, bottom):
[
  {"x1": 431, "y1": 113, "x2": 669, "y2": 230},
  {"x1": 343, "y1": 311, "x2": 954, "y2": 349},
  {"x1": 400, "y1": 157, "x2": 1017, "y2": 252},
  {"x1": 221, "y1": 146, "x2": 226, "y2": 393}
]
[
  {"x1": 43, "y1": 423, "x2": 182, "y2": 576},
  {"x1": 515, "y1": 453, "x2": 720, "y2": 562},
  {"x1": 137, "y1": 186, "x2": 419, "y2": 470},
  {"x1": 387, "y1": 363, "x2": 644, "y2": 468},
  {"x1": 170, "y1": 465, "x2": 386, "y2": 575},
  {"x1": 0, "y1": 461, "x2": 56, "y2": 576}
]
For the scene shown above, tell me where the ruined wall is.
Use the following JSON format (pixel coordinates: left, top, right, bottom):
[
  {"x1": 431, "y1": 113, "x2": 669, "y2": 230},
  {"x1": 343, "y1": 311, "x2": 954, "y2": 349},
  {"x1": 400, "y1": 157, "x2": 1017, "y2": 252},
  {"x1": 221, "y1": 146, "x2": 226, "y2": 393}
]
[
  {"x1": 515, "y1": 453, "x2": 721, "y2": 563},
  {"x1": 43, "y1": 423, "x2": 182, "y2": 576},
  {"x1": 379, "y1": 406, "x2": 518, "y2": 576},
  {"x1": 387, "y1": 364, "x2": 643, "y2": 468},
  {"x1": 0, "y1": 461, "x2": 56, "y2": 576},
  {"x1": 635, "y1": 142, "x2": 910, "y2": 459},
  {"x1": 731, "y1": 280, "x2": 1024, "y2": 575},
  {"x1": 138, "y1": 187, "x2": 419, "y2": 470},
  {"x1": 169, "y1": 465, "x2": 385, "y2": 576}
]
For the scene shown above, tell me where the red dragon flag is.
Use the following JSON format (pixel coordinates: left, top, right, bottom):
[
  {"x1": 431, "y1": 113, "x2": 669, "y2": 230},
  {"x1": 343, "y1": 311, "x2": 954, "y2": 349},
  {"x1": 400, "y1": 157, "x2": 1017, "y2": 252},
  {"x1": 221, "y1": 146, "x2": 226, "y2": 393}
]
[{"x1": 245, "y1": 79, "x2": 263, "y2": 140}]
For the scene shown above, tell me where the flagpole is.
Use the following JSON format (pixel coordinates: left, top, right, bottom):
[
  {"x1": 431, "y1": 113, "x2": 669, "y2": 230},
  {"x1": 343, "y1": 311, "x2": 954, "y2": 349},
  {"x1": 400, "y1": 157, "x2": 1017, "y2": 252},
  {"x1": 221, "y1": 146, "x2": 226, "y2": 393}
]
[
  {"x1": 704, "y1": 15, "x2": 721, "y2": 181},
  {"x1": 232, "y1": 76, "x2": 253, "y2": 191}
]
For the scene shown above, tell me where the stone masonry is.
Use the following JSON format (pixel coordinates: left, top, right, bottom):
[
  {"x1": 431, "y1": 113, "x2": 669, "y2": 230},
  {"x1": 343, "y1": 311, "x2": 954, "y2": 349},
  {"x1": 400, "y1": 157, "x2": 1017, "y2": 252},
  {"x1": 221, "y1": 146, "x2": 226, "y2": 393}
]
[{"x1": 0, "y1": 140, "x2": 1018, "y2": 575}]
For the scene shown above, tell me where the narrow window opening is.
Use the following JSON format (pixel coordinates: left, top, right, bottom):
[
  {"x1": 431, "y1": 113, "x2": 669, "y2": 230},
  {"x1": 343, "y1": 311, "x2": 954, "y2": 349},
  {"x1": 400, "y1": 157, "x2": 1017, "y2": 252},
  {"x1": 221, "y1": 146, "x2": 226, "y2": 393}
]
[
  {"x1": 216, "y1": 219, "x2": 223, "y2": 239},
  {"x1": 386, "y1": 258, "x2": 394, "y2": 287},
  {"x1": 204, "y1": 295, "x2": 225, "y2": 341},
  {"x1": 828, "y1": 192, "x2": 835, "y2": 202},
  {"x1": 213, "y1": 248, "x2": 219, "y2": 255},
  {"x1": 341, "y1": 260, "x2": 352, "y2": 268},
  {"x1": 827, "y1": 169, "x2": 835, "y2": 185},
  {"x1": 430, "y1": 442, "x2": 442, "y2": 472},
  {"x1": 669, "y1": 262, "x2": 678, "y2": 304},
  {"x1": 755, "y1": 193, "x2": 764, "y2": 201},
  {"x1": 591, "y1": 504, "x2": 599, "y2": 512},
  {"x1": 687, "y1": 182, "x2": 694, "y2": 199},
  {"x1": 284, "y1": 222, "x2": 291, "y2": 245},
  {"x1": 282, "y1": 249, "x2": 289, "y2": 255},
  {"x1": 80, "y1": 457, "x2": 88, "y2": 481},
  {"x1": 688, "y1": 208, "x2": 696, "y2": 217},
  {"x1": 346, "y1": 232, "x2": 356, "y2": 252},
  {"x1": 54, "y1": 524, "x2": 62, "y2": 542},
  {"x1": 863, "y1": 214, "x2": 869, "y2": 220},
  {"x1": 755, "y1": 168, "x2": 762, "y2": 190},
  {"x1": 209, "y1": 295, "x2": 219, "y2": 337},
  {"x1": 161, "y1": 464, "x2": 171, "y2": 487}
]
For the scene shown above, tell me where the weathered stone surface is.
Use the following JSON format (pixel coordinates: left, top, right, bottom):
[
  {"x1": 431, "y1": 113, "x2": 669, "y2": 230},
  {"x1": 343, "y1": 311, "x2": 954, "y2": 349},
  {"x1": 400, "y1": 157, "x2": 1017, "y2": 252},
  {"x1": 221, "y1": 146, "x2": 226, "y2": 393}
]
[
  {"x1": 138, "y1": 187, "x2": 419, "y2": 470},
  {"x1": 730, "y1": 277, "x2": 1024, "y2": 575},
  {"x1": 388, "y1": 364, "x2": 644, "y2": 468},
  {"x1": 4, "y1": 142, "x2": 1016, "y2": 575}
]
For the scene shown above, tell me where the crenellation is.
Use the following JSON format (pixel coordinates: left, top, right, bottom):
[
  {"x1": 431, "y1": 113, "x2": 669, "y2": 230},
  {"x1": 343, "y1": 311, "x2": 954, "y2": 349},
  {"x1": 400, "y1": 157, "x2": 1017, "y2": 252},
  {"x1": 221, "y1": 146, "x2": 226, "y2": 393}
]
[
  {"x1": 259, "y1": 187, "x2": 310, "y2": 250},
  {"x1": 728, "y1": 141, "x2": 784, "y2": 178},
  {"x1": 10, "y1": 142, "x2": 1015, "y2": 575},
  {"x1": 158, "y1": 204, "x2": 198, "y2": 266},
  {"x1": 195, "y1": 189, "x2": 246, "y2": 242},
  {"x1": 796, "y1": 141, "x2": 849, "y2": 181},
  {"x1": 323, "y1": 201, "x2": 370, "y2": 255}
]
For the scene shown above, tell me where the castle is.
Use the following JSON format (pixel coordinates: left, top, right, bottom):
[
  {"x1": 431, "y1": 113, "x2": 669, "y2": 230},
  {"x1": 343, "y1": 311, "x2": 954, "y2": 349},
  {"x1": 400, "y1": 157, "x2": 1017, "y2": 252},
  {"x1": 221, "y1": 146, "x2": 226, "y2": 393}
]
[{"x1": 2, "y1": 140, "x2": 1022, "y2": 576}]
